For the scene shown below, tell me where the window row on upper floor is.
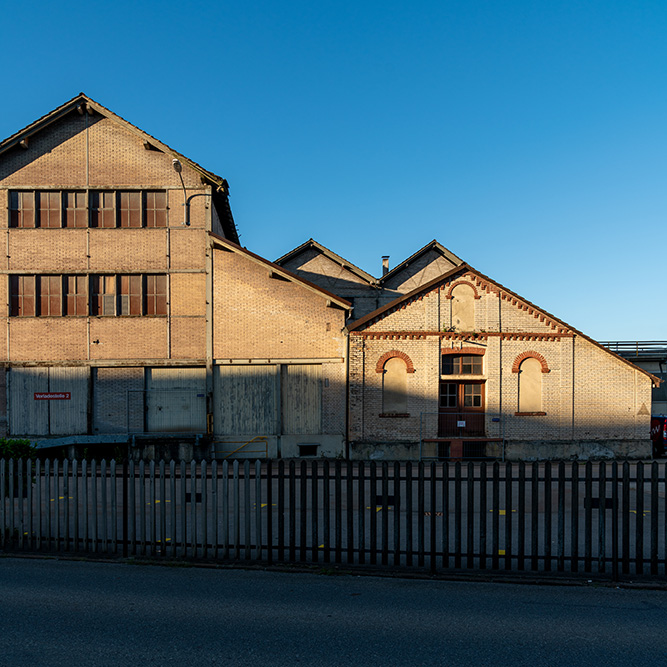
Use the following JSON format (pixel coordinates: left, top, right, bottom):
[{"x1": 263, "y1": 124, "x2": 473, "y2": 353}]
[
  {"x1": 9, "y1": 274, "x2": 168, "y2": 317},
  {"x1": 9, "y1": 190, "x2": 169, "y2": 229}
]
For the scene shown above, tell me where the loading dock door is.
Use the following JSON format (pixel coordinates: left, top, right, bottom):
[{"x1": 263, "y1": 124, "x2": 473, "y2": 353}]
[
  {"x1": 282, "y1": 364, "x2": 322, "y2": 435},
  {"x1": 214, "y1": 365, "x2": 278, "y2": 436},
  {"x1": 9, "y1": 367, "x2": 89, "y2": 436},
  {"x1": 146, "y1": 368, "x2": 206, "y2": 432}
]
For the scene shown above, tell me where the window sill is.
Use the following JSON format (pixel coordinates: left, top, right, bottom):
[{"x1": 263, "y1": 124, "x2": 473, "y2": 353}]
[
  {"x1": 514, "y1": 411, "x2": 547, "y2": 417},
  {"x1": 379, "y1": 413, "x2": 410, "y2": 418}
]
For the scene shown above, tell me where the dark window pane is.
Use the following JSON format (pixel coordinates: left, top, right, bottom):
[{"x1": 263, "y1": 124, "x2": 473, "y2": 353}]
[
  {"x1": 66, "y1": 275, "x2": 87, "y2": 315},
  {"x1": 38, "y1": 192, "x2": 61, "y2": 228},
  {"x1": 39, "y1": 275, "x2": 62, "y2": 316},
  {"x1": 10, "y1": 275, "x2": 36, "y2": 316},
  {"x1": 91, "y1": 191, "x2": 116, "y2": 228}
]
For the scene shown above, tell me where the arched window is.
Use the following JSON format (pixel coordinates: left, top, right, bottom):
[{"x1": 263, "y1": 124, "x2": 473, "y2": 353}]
[
  {"x1": 518, "y1": 357, "x2": 542, "y2": 413},
  {"x1": 382, "y1": 357, "x2": 408, "y2": 414},
  {"x1": 451, "y1": 283, "x2": 475, "y2": 331}
]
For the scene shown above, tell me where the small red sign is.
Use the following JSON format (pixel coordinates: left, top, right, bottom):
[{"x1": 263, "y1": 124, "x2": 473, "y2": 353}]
[{"x1": 34, "y1": 392, "x2": 71, "y2": 400}]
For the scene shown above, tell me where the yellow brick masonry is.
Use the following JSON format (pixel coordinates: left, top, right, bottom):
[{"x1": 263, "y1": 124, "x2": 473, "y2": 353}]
[{"x1": 0, "y1": 108, "x2": 211, "y2": 365}]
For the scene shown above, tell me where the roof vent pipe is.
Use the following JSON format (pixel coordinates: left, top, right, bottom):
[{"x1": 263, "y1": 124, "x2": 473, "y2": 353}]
[{"x1": 382, "y1": 256, "x2": 390, "y2": 276}]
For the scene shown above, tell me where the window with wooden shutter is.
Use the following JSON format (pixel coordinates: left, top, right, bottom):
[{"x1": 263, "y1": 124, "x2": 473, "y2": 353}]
[
  {"x1": 39, "y1": 276, "x2": 63, "y2": 316},
  {"x1": 91, "y1": 275, "x2": 116, "y2": 315},
  {"x1": 119, "y1": 192, "x2": 142, "y2": 228},
  {"x1": 91, "y1": 191, "x2": 116, "y2": 228},
  {"x1": 38, "y1": 192, "x2": 61, "y2": 228},
  {"x1": 9, "y1": 192, "x2": 35, "y2": 228},
  {"x1": 145, "y1": 191, "x2": 168, "y2": 228},
  {"x1": 66, "y1": 276, "x2": 88, "y2": 315},
  {"x1": 119, "y1": 275, "x2": 142, "y2": 315},
  {"x1": 144, "y1": 275, "x2": 167, "y2": 315},
  {"x1": 65, "y1": 192, "x2": 88, "y2": 228},
  {"x1": 10, "y1": 275, "x2": 36, "y2": 316}
]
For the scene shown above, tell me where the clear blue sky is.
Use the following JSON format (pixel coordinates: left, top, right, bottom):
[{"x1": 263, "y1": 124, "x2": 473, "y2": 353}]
[{"x1": 3, "y1": 1, "x2": 666, "y2": 340}]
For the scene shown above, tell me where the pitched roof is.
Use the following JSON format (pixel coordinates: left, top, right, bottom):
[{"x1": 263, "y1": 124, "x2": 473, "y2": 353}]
[
  {"x1": 348, "y1": 264, "x2": 661, "y2": 385},
  {"x1": 378, "y1": 239, "x2": 463, "y2": 285},
  {"x1": 211, "y1": 234, "x2": 351, "y2": 310},
  {"x1": 275, "y1": 239, "x2": 378, "y2": 285},
  {"x1": 0, "y1": 93, "x2": 239, "y2": 243}
]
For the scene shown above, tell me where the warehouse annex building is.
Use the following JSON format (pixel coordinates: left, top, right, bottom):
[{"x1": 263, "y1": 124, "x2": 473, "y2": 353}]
[{"x1": 0, "y1": 94, "x2": 659, "y2": 459}]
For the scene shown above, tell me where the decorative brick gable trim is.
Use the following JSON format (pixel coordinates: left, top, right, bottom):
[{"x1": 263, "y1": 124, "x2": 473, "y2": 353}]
[
  {"x1": 512, "y1": 351, "x2": 550, "y2": 374},
  {"x1": 441, "y1": 347, "x2": 485, "y2": 356},
  {"x1": 375, "y1": 350, "x2": 415, "y2": 373},
  {"x1": 444, "y1": 280, "x2": 481, "y2": 300}
]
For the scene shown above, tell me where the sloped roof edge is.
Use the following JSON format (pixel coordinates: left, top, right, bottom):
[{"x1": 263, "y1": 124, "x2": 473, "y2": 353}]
[
  {"x1": 210, "y1": 233, "x2": 352, "y2": 310},
  {"x1": 0, "y1": 93, "x2": 239, "y2": 243},
  {"x1": 379, "y1": 239, "x2": 464, "y2": 285},
  {"x1": 275, "y1": 239, "x2": 378, "y2": 286},
  {"x1": 349, "y1": 263, "x2": 661, "y2": 385}
]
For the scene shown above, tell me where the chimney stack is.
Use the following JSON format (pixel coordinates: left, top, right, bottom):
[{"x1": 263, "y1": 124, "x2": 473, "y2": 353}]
[{"x1": 382, "y1": 256, "x2": 390, "y2": 276}]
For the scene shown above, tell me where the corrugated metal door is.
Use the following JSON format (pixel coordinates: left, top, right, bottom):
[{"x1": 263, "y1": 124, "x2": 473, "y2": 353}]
[
  {"x1": 48, "y1": 366, "x2": 89, "y2": 435},
  {"x1": 146, "y1": 367, "x2": 206, "y2": 432},
  {"x1": 282, "y1": 364, "x2": 322, "y2": 435},
  {"x1": 8, "y1": 367, "x2": 49, "y2": 436},
  {"x1": 214, "y1": 365, "x2": 278, "y2": 436}
]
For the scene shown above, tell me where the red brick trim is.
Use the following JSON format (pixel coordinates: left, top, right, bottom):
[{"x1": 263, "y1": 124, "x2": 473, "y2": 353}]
[
  {"x1": 375, "y1": 350, "x2": 415, "y2": 373},
  {"x1": 441, "y1": 347, "x2": 485, "y2": 356},
  {"x1": 445, "y1": 280, "x2": 481, "y2": 300},
  {"x1": 511, "y1": 351, "x2": 550, "y2": 374},
  {"x1": 379, "y1": 413, "x2": 410, "y2": 418},
  {"x1": 515, "y1": 412, "x2": 547, "y2": 416}
]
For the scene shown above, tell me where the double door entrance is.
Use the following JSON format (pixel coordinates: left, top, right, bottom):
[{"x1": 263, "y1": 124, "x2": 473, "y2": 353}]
[{"x1": 438, "y1": 381, "x2": 485, "y2": 437}]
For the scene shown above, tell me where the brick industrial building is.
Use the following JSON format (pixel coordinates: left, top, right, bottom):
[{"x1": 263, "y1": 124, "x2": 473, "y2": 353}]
[{"x1": 0, "y1": 94, "x2": 659, "y2": 459}]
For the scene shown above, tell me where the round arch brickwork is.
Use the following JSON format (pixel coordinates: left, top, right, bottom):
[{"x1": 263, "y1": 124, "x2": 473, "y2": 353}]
[
  {"x1": 511, "y1": 351, "x2": 550, "y2": 374},
  {"x1": 375, "y1": 350, "x2": 415, "y2": 374},
  {"x1": 445, "y1": 280, "x2": 481, "y2": 300}
]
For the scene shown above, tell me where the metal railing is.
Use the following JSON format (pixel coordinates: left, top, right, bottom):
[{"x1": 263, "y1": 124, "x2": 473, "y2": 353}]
[
  {"x1": 599, "y1": 341, "x2": 667, "y2": 358},
  {"x1": 2, "y1": 458, "x2": 665, "y2": 581}
]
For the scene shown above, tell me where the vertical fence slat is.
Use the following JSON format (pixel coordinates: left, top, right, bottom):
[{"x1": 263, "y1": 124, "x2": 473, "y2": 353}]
[
  {"x1": 192, "y1": 461, "x2": 199, "y2": 559},
  {"x1": 479, "y1": 462, "x2": 486, "y2": 570},
  {"x1": 244, "y1": 460, "x2": 251, "y2": 561},
  {"x1": 0, "y1": 459, "x2": 5, "y2": 550},
  {"x1": 150, "y1": 460, "x2": 156, "y2": 556},
  {"x1": 611, "y1": 461, "x2": 619, "y2": 582},
  {"x1": 211, "y1": 460, "x2": 218, "y2": 561},
  {"x1": 81, "y1": 460, "x2": 87, "y2": 554},
  {"x1": 358, "y1": 462, "x2": 365, "y2": 566},
  {"x1": 289, "y1": 460, "x2": 297, "y2": 563},
  {"x1": 255, "y1": 460, "x2": 262, "y2": 562},
  {"x1": 598, "y1": 462, "x2": 606, "y2": 574},
  {"x1": 454, "y1": 463, "x2": 462, "y2": 569},
  {"x1": 491, "y1": 462, "x2": 499, "y2": 570},
  {"x1": 300, "y1": 460, "x2": 308, "y2": 563},
  {"x1": 622, "y1": 462, "x2": 630, "y2": 574},
  {"x1": 44, "y1": 459, "x2": 50, "y2": 551},
  {"x1": 650, "y1": 462, "x2": 658, "y2": 576},
  {"x1": 405, "y1": 462, "x2": 413, "y2": 567},
  {"x1": 54, "y1": 459, "x2": 60, "y2": 552},
  {"x1": 139, "y1": 460, "x2": 146, "y2": 556},
  {"x1": 635, "y1": 463, "x2": 644, "y2": 576},
  {"x1": 17, "y1": 459, "x2": 24, "y2": 550},
  {"x1": 264, "y1": 461, "x2": 271, "y2": 564},
  {"x1": 417, "y1": 462, "x2": 424, "y2": 568},
  {"x1": 311, "y1": 460, "x2": 318, "y2": 564},
  {"x1": 543, "y1": 462, "x2": 551, "y2": 572},
  {"x1": 180, "y1": 460, "x2": 187, "y2": 558},
  {"x1": 110, "y1": 460, "x2": 117, "y2": 555},
  {"x1": 505, "y1": 462, "x2": 513, "y2": 571},
  {"x1": 584, "y1": 461, "x2": 592, "y2": 573},
  {"x1": 347, "y1": 461, "x2": 355, "y2": 565},
  {"x1": 429, "y1": 462, "x2": 436, "y2": 574},
  {"x1": 170, "y1": 460, "x2": 177, "y2": 559},
  {"x1": 466, "y1": 462, "x2": 475, "y2": 570},
  {"x1": 101, "y1": 460, "x2": 108, "y2": 554},
  {"x1": 221, "y1": 460, "x2": 229, "y2": 560},
  {"x1": 393, "y1": 461, "x2": 401, "y2": 568},
  {"x1": 159, "y1": 460, "x2": 166, "y2": 558},
  {"x1": 557, "y1": 461, "x2": 565, "y2": 572},
  {"x1": 381, "y1": 462, "x2": 389, "y2": 567},
  {"x1": 369, "y1": 462, "x2": 377, "y2": 565},
  {"x1": 233, "y1": 460, "x2": 241, "y2": 561},
  {"x1": 323, "y1": 460, "x2": 330, "y2": 564},
  {"x1": 91, "y1": 460, "x2": 98, "y2": 555},
  {"x1": 26, "y1": 459, "x2": 33, "y2": 551},
  {"x1": 334, "y1": 461, "x2": 342, "y2": 565},
  {"x1": 530, "y1": 463, "x2": 538, "y2": 571},
  {"x1": 277, "y1": 460, "x2": 284, "y2": 562},
  {"x1": 201, "y1": 460, "x2": 208, "y2": 560},
  {"x1": 570, "y1": 462, "x2": 579, "y2": 573}
]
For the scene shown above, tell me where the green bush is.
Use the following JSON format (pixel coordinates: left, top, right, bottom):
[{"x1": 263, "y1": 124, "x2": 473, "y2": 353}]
[{"x1": 0, "y1": 438, "x2": 36, "y2": 461}]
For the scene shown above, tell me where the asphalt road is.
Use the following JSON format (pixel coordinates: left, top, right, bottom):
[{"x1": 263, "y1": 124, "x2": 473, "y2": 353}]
[{"x1": 1, "y1": 557, "x2": 666, "y2": 666}]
